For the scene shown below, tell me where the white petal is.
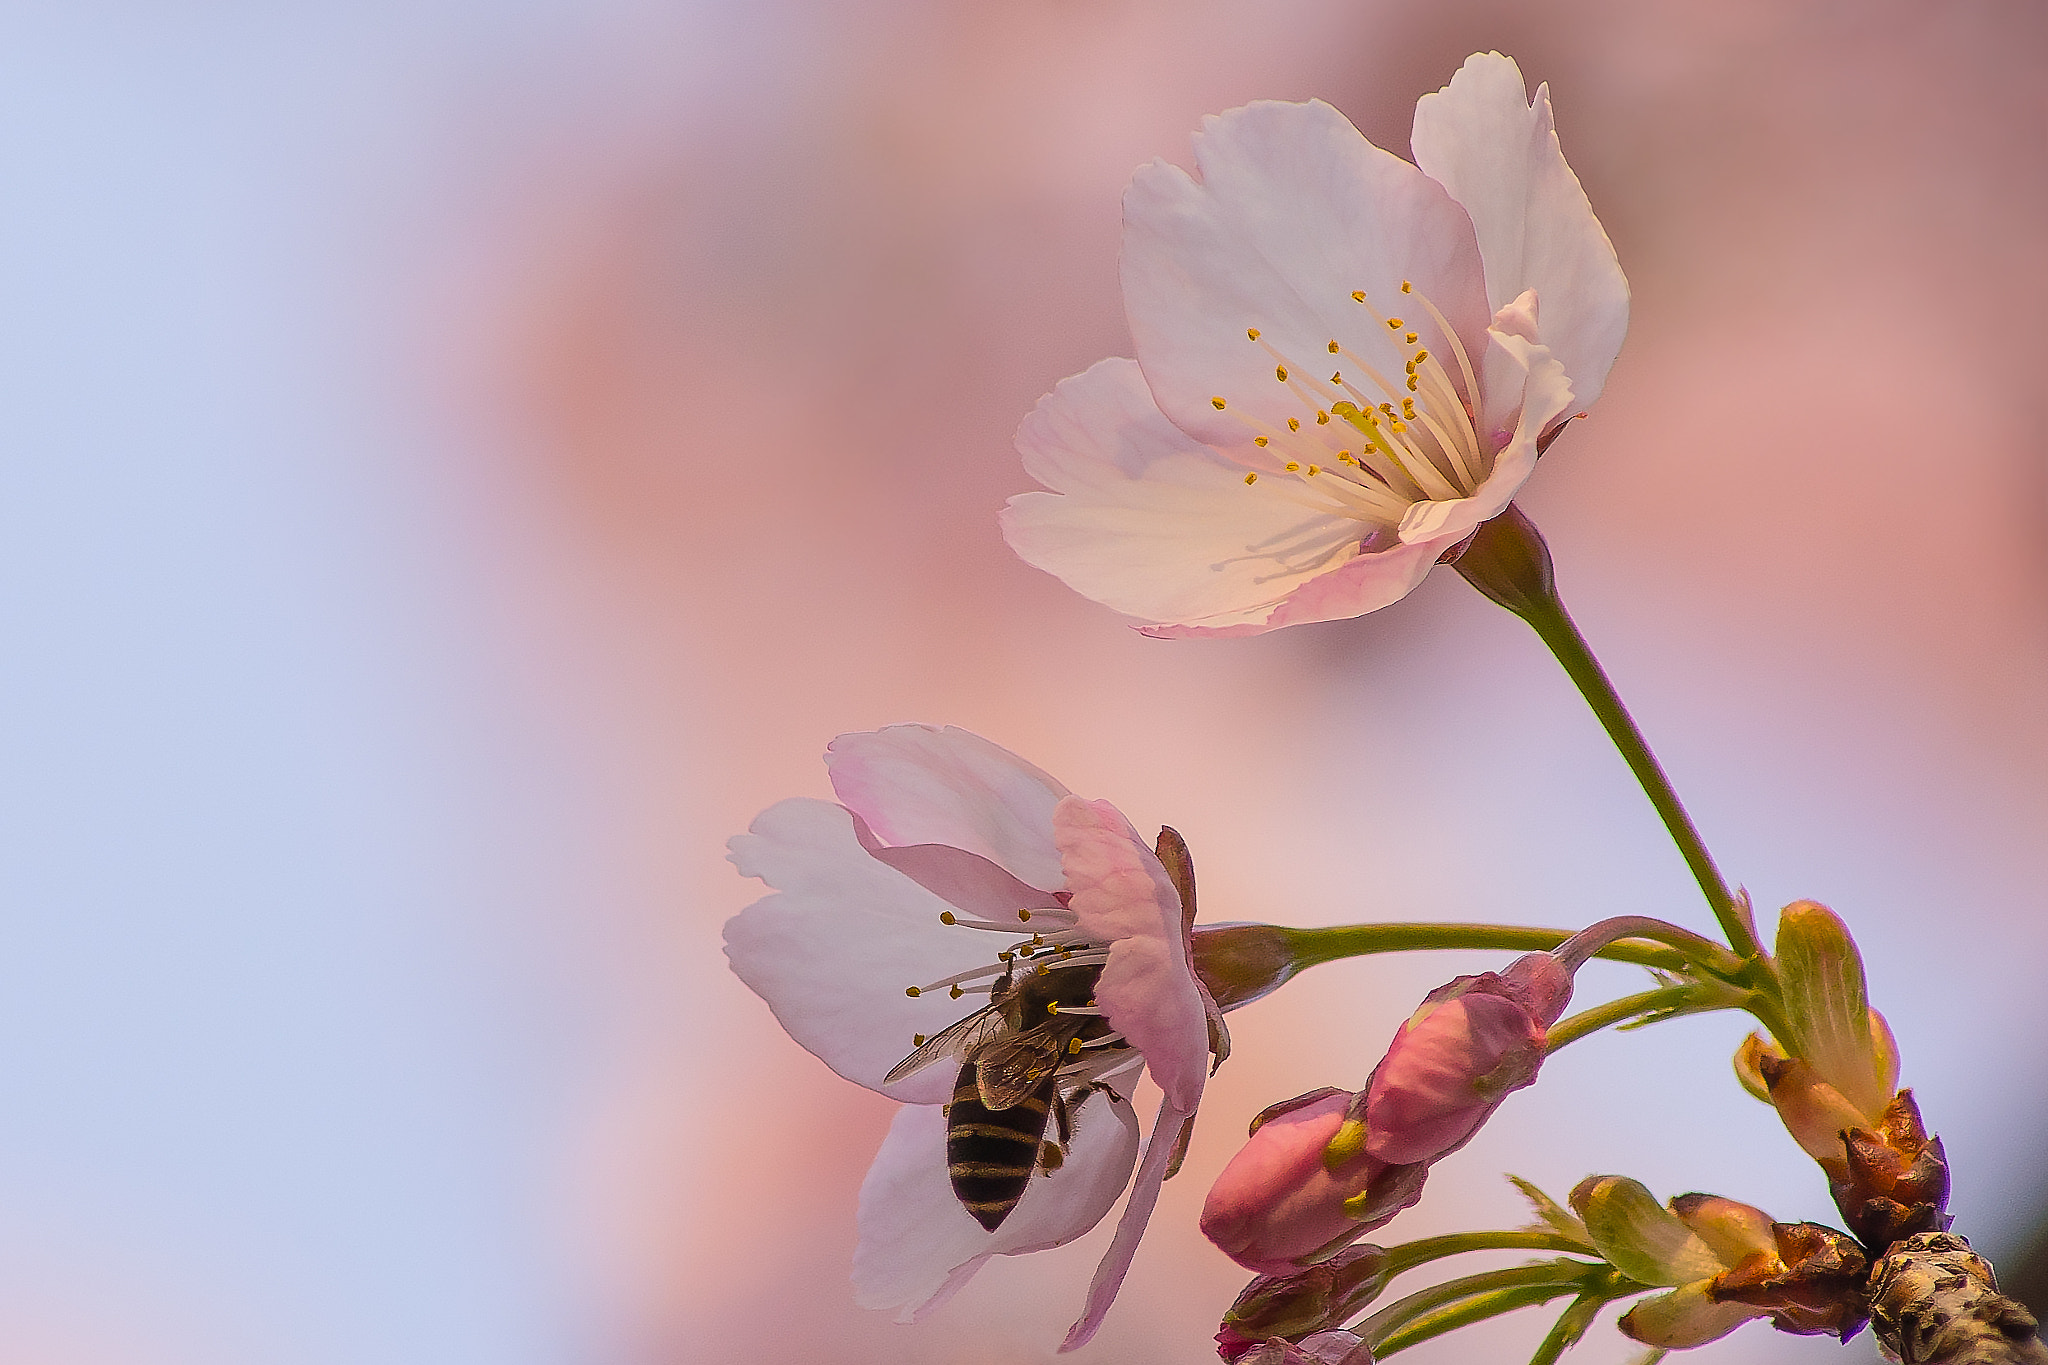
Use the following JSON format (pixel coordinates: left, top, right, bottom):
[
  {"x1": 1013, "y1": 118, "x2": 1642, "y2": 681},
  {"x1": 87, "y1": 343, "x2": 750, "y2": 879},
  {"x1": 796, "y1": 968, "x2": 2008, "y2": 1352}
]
[
  {"x1": 853, "y1": 1095, "x2": 1141, "y2": 1322},
  {"x1": 726, "y1": 798, "x2": 1024, "y2": 1104},
  {"x1": 826, "y1": 726, "x2": 1069, "y2": 892},
  {"x1": 1003, "y1": 359, "x2": 1360, "y2": 633},
  {"x1": 1121, "y1": 100, "x2": 1490, "y2": 452},
  {"x1": 1143, "y1": 536, "x2": 1444, "y2": 639},
  {"x1": 1410, "y1": 53, "x2": 1629, "y2": 411}
]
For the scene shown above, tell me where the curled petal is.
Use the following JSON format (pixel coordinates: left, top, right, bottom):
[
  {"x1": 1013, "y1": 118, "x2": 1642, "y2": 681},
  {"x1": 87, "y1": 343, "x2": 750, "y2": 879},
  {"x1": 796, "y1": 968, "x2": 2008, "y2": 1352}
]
[
  {"x1": 1410, "y1": 52, "x2": 1629, "y2": 411},
  {"x1": 1053, "y1": 796, "x2": 1209, "y2": 1111},
  {"x1": 1061, "y1": 1097, "x2": 1196, "y2": 1351},
  {"x1": 827, "y1": 725, "x2": 1070, "y2": 891},
  {"x1": 854, "y1": 1090, "x2": 1142, "y2": 1321}
]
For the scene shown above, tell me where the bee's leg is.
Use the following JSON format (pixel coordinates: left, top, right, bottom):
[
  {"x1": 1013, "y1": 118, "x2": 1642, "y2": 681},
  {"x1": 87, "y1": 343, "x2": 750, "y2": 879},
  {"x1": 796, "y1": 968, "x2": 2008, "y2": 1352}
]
[{"x1": 1038, "y1": 1089, "x2": 1074, "y2": 1175}]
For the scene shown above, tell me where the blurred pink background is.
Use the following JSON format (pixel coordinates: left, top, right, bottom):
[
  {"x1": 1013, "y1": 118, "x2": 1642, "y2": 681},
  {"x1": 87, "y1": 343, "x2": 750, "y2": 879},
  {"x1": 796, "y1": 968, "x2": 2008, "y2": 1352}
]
[{"x1": 1, "y1": 2, "x2": 2043, "y2": 1362}]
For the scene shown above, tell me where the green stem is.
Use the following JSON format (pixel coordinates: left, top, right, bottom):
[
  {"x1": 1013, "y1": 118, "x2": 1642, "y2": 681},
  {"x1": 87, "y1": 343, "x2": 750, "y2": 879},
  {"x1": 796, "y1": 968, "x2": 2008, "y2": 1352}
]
[
  {"x1": 1356, "y1": 1261, "x2": 1603, "y2": 1350},
  {"x1": 1282, "y1": 923, "x2": 1692, "y2": 975},
  {"x1": 1373, "y1": 1284, "x2": 1580, "y2": 1357},
  {"x1": 1384, "y1": 1230, "x2": 1595, "y2": 1273},
  {"x1": 1456, "y1": 506, "x2": 1758, "y2": 961},
  {"x1": 1526, "y1": 1290, "x2": 1616, "y2": 1365},
  {"x1": 1545, "y1": 983, "x2": 1742, "y2": 1054}
]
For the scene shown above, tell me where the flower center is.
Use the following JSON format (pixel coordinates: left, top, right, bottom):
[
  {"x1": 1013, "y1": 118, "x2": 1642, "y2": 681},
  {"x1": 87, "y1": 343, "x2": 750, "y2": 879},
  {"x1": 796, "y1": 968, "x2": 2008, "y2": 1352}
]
[
  {"x1": 1216, "y1": 282, "x2": 1491, "y2": 540},
  {"x1": 896, "y1": 904, "x2": 1138, "y2": 1085}
]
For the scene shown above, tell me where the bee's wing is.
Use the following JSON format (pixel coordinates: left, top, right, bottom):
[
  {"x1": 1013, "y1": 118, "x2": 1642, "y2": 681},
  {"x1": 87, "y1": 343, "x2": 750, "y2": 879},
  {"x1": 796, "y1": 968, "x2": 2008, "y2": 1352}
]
[
  {"x1": 973, "y1": 1029, "x2": 1068, "y2": 1110},
  {"x1": 882, "y1": 1004, "x2": 1008, "y2": 1086}
]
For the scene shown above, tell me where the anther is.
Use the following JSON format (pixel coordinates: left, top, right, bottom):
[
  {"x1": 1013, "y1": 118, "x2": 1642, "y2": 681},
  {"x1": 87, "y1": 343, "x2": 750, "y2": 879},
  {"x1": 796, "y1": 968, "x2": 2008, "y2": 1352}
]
[
  {"x1": 1413, "y1": 349, "x2": 1428, "y2": 363},
  {"x1": 1405, "y1": 332, "x2": 1418, "y2": 344},
  {"x1": 1243, "y1": 472, "x2": 1258, "y2": 485},
  {"x1": 1212, "y1": 396, "x2": 1227, "y2": 410},
  {"x1": 1406, "y1": 377, "x2": 1418, "y2": 392},
  {"x1": 1330, "y1": 371, "x2": 1342, "y2": 384},
  {"x1": 1400, "y1": 281, "x2": 1413, "y2": 294},
  {"x1": 1275, "y1": 365, "x2": 1289, "y2": 382},
  {"x1": 1316, "y1": 411, "x2": 1330, "y2": 425},
  {"x1": 1047, "y1": 1002, "x2": 1061, "y2": 1015},
  {"x1": 939, "y1": 911, "x2": 957, "y2": 925},
  {"x1": 1307, "y1": 465, "x2": 1321, "y2": 476},
  {"x1": 1067, "y1": 1038, "x2": 1083, "y2": 1055},
  {"x1": 949, "y1": 985, "x2": 963, "y2": 999},
  {"x1": 1327, "y1": 340, "x2": 1340, "y2": 354},
  {"x1": 1246, "y1": 328, "x2": 1261, "y2": 340},
  {"x1": 1017, "y1": 909, "x2": 1032, "y2": 922},
  {"x1": 1386, "y1": 317, "x2": 1404, "y2": 329},
  {"x1": 1285, "y1": 462, "x2": 1301, "y2": 473},
  {"x1": 913, "y1": 1033, "x2": 927, "y2": 1046},
  {"x1": 1352, "y1": 291, "x2": 1366, "y2": 302},
  {"x1": 906, "y1": 986, "x2": 922, "y2": 997},
  {"x1": 1254, "y1": 436, "x2": 1269, "y2": 447},
  {"x1": 1287, "y1": 417, "x2": 1300, "y2": 431}
]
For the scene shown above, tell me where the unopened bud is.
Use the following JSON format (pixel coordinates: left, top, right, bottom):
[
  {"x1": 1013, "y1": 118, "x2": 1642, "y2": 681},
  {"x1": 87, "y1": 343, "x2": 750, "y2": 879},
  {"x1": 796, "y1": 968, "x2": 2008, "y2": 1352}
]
[
  {"x1": 1219, "y1": 1244, "x2": 1391, "y2": 1349},
  {"x1": 1202, "y1": 1090, "x2": 1427, "y2": 1274},
  {"x1": 1834, "y1": 1090, "x2": 1951, "y2": 1249},
  {"x1": 1570, "y1": 1176, "x2": 1725, "y2": 1287},
  {"x1": 1774, "y1": 902, "x2": 1897, "y2": 1116},
  {"x1": 1363, "y1": 953, "x2": 1570, "y2": 1166}
]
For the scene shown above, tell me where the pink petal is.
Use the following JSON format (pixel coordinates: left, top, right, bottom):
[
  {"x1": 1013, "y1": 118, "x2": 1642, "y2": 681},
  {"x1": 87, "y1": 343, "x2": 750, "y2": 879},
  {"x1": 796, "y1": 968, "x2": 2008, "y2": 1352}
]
[
  {"x1": 853, "y1": 1092, "x2": 1142, "y2": 1322},
  {"x1": 863, "y1": 842, "x2": 1064, "y2": 924},
  {"x1": 726, "y1": 798, "x2": 1019, "y2": 1104},
  {"x1": 1052, "y1": 796, "x2": 1208, "y2": 1111},
  {"x1": 1060, "y1": 1096, "x2": 1194, "y2": 1351},
  {"x1": 1003, "y1": 358, "x2": 1361, "y2": 631},
  {"x1": 1121, "y1": 100, "x2": 1490, "y2": 453},
  {"x1": 1410, "y1": 53, "x2": 1629, "y2": 412},
  {"x1": 826, "y1": 725, "x2": 1069, "y2": 892}
]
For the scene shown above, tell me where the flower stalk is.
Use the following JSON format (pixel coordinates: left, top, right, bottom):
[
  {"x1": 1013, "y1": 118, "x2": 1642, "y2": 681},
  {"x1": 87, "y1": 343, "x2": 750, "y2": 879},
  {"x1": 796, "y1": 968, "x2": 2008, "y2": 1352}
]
[{"x1": 1455, "y1": 506, "x2": 1759, "y2": 961}]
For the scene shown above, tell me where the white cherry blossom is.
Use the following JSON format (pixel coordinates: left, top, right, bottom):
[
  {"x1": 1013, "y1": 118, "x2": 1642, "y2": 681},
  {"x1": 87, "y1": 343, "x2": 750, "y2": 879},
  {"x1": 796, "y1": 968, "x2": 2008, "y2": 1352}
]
[{"x1": 1003, "y1": 53, "x2": 1627, "y2": 636}]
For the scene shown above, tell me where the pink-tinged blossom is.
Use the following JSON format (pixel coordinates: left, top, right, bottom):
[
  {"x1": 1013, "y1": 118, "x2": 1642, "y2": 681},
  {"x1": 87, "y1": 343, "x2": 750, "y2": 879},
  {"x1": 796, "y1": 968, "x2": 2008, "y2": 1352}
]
[
  {"x1": 723, "y1": 725, "x2": 1217, "y2": 1350},
  {"x1": 1002, "y1": 52, "x2": 1627, "y2": 636},
  {"x1": 1203, "y1": 954, "x2": 1571, "y2": 1273}
]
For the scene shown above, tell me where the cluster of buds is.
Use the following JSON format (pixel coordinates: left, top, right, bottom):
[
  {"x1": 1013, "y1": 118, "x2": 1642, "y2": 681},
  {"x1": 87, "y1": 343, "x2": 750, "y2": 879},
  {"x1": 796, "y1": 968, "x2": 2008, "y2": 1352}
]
[
  {"x1": 1214, "y1": 1245, "x2": 1391, "y2": 1361},
  {"x1": 1571, "y1": 1176, "x2": 1870, "y2": 1348},
  {"x1": 1201, "y1": 953, "x2": 1573, "y2": 1273},
  {"x1": 1735, "y1": 902, "x2": 1949, "y2": 1249}
]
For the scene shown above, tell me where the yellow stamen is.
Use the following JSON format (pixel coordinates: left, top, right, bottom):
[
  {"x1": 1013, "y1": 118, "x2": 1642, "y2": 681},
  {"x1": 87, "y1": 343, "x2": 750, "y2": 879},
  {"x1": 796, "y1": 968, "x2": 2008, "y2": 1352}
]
[
  {"x1": 1400, "y1": 281, "x2": 1413, "y2": 294},
  {"x1": 1327, "y1": 340, "x2": 1340, "y2": 354},
  {"x1": 1386, "y1": 317, "x2": 1404, "y2": 329},
  {"x1": 1254, "y1": 435, "x2": 1269, "y2": 447},
  {"x1": 1287, "y1": 417, "x2": 1300, "y2": 431},
  {"x1": 1243, "y1": 472, "x2": 1257, "y2": 485},
  {"x1": 1246, "y1": 328, "x2": 1261, "y2": 340},
  {"x1": 1285, "y1": 462, "x2": 1300, "y2": 472},
  {"x1": 1351, "y1": 290, "x2": 1366, "y2": 302},
  {"x1": 1275, "y1": 365, "x2": 1288, "y2": 382},
  {"x1": 1211, "y1": 396, "x2": 1227, "y2": 410}
]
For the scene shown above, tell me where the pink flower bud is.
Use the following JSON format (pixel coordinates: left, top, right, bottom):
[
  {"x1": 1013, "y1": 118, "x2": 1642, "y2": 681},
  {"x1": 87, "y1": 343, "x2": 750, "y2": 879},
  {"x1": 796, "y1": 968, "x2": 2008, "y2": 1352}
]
[
  {"x1": 1363, "y1": 953, "x2": 1570, "y2": 1165},
  {"x1": 1200, "y1": 1090, "x2": 1426, "y2": 1274}
]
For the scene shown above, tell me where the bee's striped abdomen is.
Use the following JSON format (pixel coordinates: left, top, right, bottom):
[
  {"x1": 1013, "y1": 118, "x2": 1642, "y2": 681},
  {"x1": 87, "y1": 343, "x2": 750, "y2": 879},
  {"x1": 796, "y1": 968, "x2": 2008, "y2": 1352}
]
[{"x1": 947, "y1": 1062, "x2": 1053, "y2": 1231}]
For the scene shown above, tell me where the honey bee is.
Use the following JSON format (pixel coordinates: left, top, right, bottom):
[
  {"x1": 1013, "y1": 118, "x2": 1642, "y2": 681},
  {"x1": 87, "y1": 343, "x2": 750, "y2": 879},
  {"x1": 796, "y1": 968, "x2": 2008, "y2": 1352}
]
[{"x1": 885, "y1": 958, "x2": 1125, "y2": 1231}]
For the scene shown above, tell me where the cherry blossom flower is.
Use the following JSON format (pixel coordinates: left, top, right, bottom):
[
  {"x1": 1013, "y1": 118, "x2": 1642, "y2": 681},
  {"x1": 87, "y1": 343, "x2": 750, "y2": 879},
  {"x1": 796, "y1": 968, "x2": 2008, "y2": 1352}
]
[
  {"x1": 1002, "y1": 52, "x2": 1627, "y2": 636},
  {"x1": 723, "y1": 725, "x2": 1219, "y2": 1350}
]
